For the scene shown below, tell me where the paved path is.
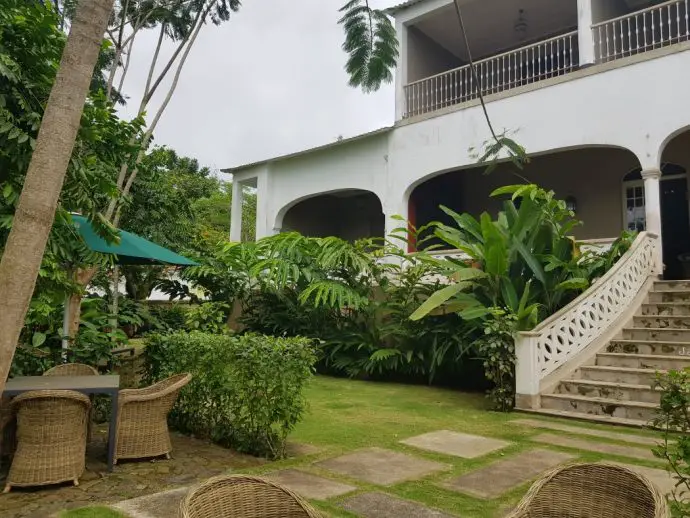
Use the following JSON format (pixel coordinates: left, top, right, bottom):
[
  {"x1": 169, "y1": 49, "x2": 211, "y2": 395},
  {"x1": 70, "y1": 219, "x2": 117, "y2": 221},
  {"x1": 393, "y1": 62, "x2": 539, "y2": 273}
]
[{"x1": 107, "y1": 416, "x2": 675, "y2": 518}]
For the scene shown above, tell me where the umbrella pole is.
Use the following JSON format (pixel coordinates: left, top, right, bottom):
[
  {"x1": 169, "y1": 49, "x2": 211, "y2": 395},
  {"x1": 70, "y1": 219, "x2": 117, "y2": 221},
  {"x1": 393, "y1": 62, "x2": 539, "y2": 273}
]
[
  {"x1": 110, "y1": 265, "x2": 119, "y2": 335},
  {"x1": 62, "y1": 294, "x2": 70, "y2": 356}
]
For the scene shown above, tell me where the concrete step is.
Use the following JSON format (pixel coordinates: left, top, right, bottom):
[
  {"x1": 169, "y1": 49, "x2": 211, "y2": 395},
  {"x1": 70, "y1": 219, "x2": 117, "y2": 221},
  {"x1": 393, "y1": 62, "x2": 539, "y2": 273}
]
[
  {"x1": 622, "y1": 327, "x2": 690, "y2": 342},
  {"x1": 540, "y1": 393, "x2": 658, "y2": 422},
  {"x1": 640, "y1": 303, "x2": 690, "y2": 316},
  {"x1": 557, "y1": 379, "x2": 661, "y2": 404},
  {"x1": 608, "y1": 339, "x2": 690, "y2": 356},
  {"x1": 633, "y1": 315, "x2": 690, "y2": 329},
  {"x1": 649, "y1": 290, "x2": 690, "y2": 303},
  {"x1": 597, "y1": 352, "x2": 690, "y2": 371},
  {"x1": 519, "y1": 407, "x2": 649, "y2": 428},
  {"x1": 579, "y1": 365, "x2": 661, "y2": 385},
  {"x1": 654, "y1": 280, "x2": 690, "y2": 291}
]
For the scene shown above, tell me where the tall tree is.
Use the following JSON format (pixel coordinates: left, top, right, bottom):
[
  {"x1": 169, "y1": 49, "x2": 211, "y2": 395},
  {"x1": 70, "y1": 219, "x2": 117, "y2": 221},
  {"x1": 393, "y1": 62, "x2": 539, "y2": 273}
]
[{"x1": 0, "y1": 0, "x2": 116, "y2": 393}]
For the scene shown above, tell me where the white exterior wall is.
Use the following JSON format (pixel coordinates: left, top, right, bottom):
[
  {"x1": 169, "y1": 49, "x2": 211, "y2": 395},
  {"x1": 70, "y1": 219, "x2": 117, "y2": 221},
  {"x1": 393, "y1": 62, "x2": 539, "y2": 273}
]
[{"x1": 233, "y1": 46, "x2": 690, "y2": 243}]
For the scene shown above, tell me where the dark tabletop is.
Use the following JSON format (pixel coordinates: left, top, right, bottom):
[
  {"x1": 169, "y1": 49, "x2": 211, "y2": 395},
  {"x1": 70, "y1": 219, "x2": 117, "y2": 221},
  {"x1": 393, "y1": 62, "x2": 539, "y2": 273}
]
[{"x1": 3, "y1": 375, "x2": 120, "y2": 395}]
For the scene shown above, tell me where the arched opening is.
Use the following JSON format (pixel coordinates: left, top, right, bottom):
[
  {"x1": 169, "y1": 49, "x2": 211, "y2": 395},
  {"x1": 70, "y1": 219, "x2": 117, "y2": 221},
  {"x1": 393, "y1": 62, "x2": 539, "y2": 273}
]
[
  {"x1": 659, "y1": 128, "x2": 690, "y2": 279},
  {"x1": 281, "y1": 190, "x2": 385, "y2": 242},
  {"x1": 408, "y1": 147, "x2": 640, "y2": 250}
]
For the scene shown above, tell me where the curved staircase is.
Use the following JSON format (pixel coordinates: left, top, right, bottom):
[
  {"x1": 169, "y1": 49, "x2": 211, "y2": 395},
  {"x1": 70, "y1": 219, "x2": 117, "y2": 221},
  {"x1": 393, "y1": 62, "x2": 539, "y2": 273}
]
[{"x1": 537, "y1": 280, "x2": 690, "y2": 427}]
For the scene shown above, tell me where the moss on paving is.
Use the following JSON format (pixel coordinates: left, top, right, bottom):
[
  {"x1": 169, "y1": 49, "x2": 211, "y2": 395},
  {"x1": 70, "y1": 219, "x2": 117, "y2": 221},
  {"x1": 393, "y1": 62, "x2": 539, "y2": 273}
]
[{"x1": 59, "y1": 507, "x2": 127, "y2": 518}]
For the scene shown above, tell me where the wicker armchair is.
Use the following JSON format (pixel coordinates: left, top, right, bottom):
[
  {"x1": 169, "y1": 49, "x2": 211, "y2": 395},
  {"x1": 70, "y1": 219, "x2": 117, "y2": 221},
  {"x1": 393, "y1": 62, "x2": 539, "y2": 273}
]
[
  {"x1": 0, "y1": 396, "x2": 16, "y2": 467},
  {"x1": 44, "y1": 362, "x2": 99, "y2": 440},
  {"x1": 3, "y1": 390, "x2": 91, "y2": 493},
  {"x1": 180, "y1": 475, "x2": 324, "y2": 518},
  {"x1": 113, "y1": 373, "x2": 191, "y2": 464},
  {"x1": 506, "y1": 462, "x2": 670, "y2": 518},
  {"x1": 43, "y1": 363, "x2": 99, "y2": 376}
]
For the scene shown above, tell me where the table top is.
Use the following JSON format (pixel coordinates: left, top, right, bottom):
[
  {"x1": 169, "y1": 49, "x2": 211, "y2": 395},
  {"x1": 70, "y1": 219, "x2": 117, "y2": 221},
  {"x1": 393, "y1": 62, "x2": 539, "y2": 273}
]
[{"x1": 3, "y1": 374, "x2": 120, "y2": 395}]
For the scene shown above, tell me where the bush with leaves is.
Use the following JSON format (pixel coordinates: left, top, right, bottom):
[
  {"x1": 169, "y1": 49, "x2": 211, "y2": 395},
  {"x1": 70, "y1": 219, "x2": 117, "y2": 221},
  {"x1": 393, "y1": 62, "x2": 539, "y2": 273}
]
[
  {"x1": 653, "y1": 369, "x2": 690, "y2": 516},
  {"x1": 184, "y1": 302, "x2": 230, "y2": 334},
  {"x1": 410, "y1": 184, "x2": 639, "y2": 408},
  {"x1": 143, "y1": 331, "x2": 316, "y2": 459},
  {"x1": 474, "y1": 309, "x2": 518, "y2": 411}
]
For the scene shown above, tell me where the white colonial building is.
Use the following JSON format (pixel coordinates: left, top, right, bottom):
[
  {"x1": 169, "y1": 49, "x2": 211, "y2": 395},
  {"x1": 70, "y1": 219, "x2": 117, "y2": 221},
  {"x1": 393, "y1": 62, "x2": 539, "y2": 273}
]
[{"x1": 225, "y1": 0, "x2": 690, "y2": 423}]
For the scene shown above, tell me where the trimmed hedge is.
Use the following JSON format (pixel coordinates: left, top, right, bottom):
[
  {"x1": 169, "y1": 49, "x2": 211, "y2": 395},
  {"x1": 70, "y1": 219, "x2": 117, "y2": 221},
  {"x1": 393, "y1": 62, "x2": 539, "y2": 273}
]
[{"x1": 144, "y1": 331, "x2": 316, "y2": 459}]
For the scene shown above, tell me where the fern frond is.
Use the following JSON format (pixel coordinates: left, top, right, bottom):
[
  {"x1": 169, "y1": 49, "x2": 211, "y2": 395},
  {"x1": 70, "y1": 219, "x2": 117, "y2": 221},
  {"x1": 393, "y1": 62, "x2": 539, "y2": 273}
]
[
  {"x1": 298, "y1": 280, "x2": 369, "y2": 310},
  {"x1": 339, "y1": 0, "x2": 398, "y2": 93}
]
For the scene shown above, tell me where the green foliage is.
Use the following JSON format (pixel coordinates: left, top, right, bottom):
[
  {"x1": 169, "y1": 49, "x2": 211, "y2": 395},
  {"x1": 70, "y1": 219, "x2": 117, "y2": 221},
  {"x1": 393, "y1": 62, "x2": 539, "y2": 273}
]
[
  {"x1": 474, "y1": 309, "x2": 518, "y2": 411},
  {"x1": 653, "y1": 369, "x2": 690, "y2": 516},
  {"x1": 10, "y1": 297, "x2": 121, "y2": 377},
  {"x1": 409, "y1": 184, "x2": 636, "y2": 409},
  {"x1": 143, "y1": 331, "x2": 316, "y2": 458},
  {"x1": 148, "y1": 302, "x2": 190, "y2": 331},
  {"x1": 339, "y1": 0, "x2": 398, "y2": 93},
  {"x1": 184, "y1": 302, "x2": 230, "y2": 333}
]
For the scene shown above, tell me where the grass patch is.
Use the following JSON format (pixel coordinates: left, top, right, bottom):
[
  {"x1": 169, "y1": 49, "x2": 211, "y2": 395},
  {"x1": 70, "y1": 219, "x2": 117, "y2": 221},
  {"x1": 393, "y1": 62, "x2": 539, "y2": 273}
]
[
  {"x1": 234, "y1": 376, "x2": 663, "y2": 518},
  {"x1": 59, "y1": 507, "x2": 127, "y2": 518}
]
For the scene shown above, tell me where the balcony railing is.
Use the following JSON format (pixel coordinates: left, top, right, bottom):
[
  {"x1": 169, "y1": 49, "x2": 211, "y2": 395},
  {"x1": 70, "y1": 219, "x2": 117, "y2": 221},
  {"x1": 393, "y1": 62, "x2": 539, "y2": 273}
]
[
  {"x1": 403, "y1": 30, "x2": 579, "y2": 119},
  {"x1": 592, "y1": 0, "x2": 689, "y2": 63}
]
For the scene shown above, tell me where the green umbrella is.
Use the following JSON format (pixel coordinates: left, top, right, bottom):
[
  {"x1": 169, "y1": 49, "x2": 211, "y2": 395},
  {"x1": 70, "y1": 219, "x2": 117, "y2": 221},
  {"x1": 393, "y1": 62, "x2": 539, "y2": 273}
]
[
  {"x1": 72, "y1": 215, "x2": 198, "y2": 266},
  {"x1": 62, "y1": 215, "x2": 199, "y2": 350}
]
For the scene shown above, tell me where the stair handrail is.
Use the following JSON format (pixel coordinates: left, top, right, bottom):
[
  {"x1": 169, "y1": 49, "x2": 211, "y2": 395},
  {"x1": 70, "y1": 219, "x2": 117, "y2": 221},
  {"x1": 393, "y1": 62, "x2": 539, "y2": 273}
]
[{"x1": 515, "y1": 231, "x2": 661, "y2": 400}]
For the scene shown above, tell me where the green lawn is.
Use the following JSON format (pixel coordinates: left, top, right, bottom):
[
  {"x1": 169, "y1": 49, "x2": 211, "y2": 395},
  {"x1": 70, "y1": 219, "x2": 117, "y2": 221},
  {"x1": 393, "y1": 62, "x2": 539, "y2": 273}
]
[
  {"x1": 63, "y1": 376, "x2": 664, "y2": 518},
  {"x1": 241, "y1": 376, "x2": 664, "y2": 518}
]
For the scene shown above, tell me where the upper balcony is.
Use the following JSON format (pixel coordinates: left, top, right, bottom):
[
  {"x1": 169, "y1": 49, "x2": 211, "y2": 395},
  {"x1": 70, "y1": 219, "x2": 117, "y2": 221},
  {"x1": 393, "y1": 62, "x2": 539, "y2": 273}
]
[{"x1": 393, "y1": 0, "x2": 690, "y2": 120}]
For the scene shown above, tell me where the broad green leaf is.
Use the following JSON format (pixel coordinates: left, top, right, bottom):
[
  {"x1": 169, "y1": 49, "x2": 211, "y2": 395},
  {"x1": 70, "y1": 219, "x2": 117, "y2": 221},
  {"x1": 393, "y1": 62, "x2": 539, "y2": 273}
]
[
  {"x1": 410, "y1": 282, "x2": 471, "y2": 321},
  {"x1": 556, "y1": 278, "x2": 590, "y2": 291},
  {"x1": 32, "y1": 332, "x2": 46, "y2": 347}
]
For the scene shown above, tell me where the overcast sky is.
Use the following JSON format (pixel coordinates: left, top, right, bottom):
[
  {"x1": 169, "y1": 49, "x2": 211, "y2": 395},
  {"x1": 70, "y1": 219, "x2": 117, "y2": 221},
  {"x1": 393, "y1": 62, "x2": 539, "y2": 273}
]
[{"x1": 118, "y1": 0, "x2": 398, "y2": 174}]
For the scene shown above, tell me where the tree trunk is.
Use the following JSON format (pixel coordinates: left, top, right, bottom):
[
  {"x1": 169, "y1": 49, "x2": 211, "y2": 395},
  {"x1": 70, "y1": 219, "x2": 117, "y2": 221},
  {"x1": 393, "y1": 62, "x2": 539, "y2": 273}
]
[
  {"x1": 66, "y1": 266, "x2": 98, "y2": 340},
  {"x1": 0, "y1": 0, "x2": 116, "y2": 393}
]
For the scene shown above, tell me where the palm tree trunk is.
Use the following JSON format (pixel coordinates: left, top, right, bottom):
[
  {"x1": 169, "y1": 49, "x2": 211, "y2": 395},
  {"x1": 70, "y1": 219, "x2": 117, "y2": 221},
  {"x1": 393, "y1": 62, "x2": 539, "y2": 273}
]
[{"x1": 0, "y1": 0, "x2": 116, "y2": 393}]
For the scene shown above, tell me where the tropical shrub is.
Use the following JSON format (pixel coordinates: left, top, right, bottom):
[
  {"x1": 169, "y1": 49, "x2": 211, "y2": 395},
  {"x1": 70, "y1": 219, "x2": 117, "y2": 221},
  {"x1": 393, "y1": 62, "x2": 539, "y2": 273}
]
[
  {"x1": 411, "y1": 184, "x2": 637, "y2": 409},
  {"x1": 653, "y1": 369, "x2": 690, "y2": 516},
  {"x1": 143, "y1": 331, "x2": 317, "y2": 459},
  {"x1": 183, "y1": 302, "x2": 230, "y2": 334}
]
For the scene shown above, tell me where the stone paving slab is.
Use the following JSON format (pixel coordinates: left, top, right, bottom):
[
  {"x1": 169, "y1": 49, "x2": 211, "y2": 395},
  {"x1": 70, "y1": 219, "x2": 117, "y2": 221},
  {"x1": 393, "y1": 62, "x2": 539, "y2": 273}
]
[
  {"x1": 112, "y1": 486, "x2": 189, "y2": 518},
  {"x1": 533, "y1": 433, "x2": 661, "y2": 462},
  {"x1": 610, "y1": 461, "x2": 676, "y2": 496},
  {"x1": 315, "y1": 447, "x2": 449, "y2": 486},
  {"x1": 512, "y1": 418, "x2": 661, "y2": 446},
  {"x1": 340, "y1": 492, "x2": 457, "y2": 518},
  {"x1": 265, "y1": 469, "x2": 356, "y2": 500},
  {"x1": 400, "y1": 430, "x2": 511, "y2": 459},
  {"x1": 440, "y1": 448, "x2": 575, "y2": 499}
]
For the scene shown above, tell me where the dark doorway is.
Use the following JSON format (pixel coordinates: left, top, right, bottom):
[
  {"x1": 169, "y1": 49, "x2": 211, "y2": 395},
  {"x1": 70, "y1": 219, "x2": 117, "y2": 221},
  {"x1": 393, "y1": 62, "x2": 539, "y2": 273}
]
[{"x1": 661, "y1": 178, "x2": 690, "y2": 279}]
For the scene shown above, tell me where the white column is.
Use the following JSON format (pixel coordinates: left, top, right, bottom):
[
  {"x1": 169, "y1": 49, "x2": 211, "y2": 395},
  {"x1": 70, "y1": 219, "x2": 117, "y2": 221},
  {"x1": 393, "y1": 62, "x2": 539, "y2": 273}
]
[
  {"x1": 577, "y1": 0, "x2": 595, "y2": 65},
  {"x1": 642, "y1": 168, "x2": 664, "y2": 270},
  {"x1": 394, "y1": 21, "x2": 408, "y2": 121},
  {"x1": 255, "y1": 171, "x2": 270, "y2": 239},
  {"x1": 229, "y1": 179, "x2": 244, "y2": 242},
  {"x1": 515, "y1": 333, "x2": 541, "y2": 409}
]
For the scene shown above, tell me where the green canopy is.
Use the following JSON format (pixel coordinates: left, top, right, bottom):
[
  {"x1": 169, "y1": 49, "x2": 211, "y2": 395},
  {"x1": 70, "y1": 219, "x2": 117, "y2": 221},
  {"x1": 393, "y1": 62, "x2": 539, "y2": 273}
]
[{"x1": 72, "y1": 215, "x2": 198, "y2": 266}]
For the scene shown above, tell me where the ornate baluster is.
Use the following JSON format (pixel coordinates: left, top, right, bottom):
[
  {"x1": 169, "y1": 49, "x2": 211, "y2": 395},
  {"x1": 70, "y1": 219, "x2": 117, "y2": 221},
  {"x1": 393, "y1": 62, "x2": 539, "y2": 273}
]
[
  {"x1": 635, "y1": 13, "x2": 640, "y2": 52},
  {"x1": 652, "y1": 9, "x2": 656, "y2": 48},
  {"x1": 685, "y1": 0, "x2": 689, "y2": 39},
  {"x1": 605, "y1": 22, "x2": 611, "y2": 59},
  {"x1": 643, "y1": 11, "x2": 648, "y2": 50}
]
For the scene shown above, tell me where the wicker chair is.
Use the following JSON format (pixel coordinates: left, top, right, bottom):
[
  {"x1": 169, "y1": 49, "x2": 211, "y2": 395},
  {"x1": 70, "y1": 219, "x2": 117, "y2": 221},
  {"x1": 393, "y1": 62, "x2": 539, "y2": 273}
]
[
  {"x1": 113, "y1": 373, "x2": 191, "y2": 464},
  {"x1": 0, "y1": 396, "x2": 16, "y2": 467},
  {"x1": 43, "y1": 363, "x2": 99, "y2": 376},
  {"x1": 179, "y1": 475, "x2": 324, "y2": 518},
  {"x1": 44, "y1": 362, "x2": 99, "y2": 440},
  {"x1": 506, "y1": 462, "x2": 670, "y2": 518},
  {"x1": 3, "y1": 390, "x2": 91, "y2": 493}
]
